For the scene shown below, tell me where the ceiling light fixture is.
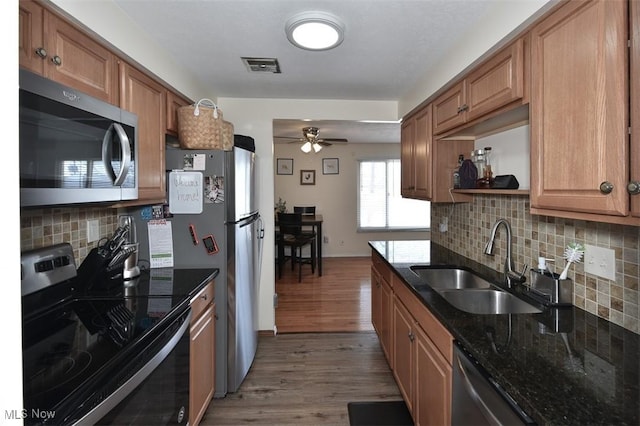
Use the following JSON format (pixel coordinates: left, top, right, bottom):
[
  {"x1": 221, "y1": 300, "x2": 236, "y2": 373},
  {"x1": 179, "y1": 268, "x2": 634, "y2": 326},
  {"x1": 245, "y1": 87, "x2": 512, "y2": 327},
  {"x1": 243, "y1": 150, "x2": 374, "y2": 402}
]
[
  {"x1": 301, "y1": 141, "x2": 312, "y2": 153},
  {"x1": 300, "y1": 141, "x2": 323, "y2": 153},
  {"x1": 286, "y1": 11, "x2": 344, "y2": 51}
]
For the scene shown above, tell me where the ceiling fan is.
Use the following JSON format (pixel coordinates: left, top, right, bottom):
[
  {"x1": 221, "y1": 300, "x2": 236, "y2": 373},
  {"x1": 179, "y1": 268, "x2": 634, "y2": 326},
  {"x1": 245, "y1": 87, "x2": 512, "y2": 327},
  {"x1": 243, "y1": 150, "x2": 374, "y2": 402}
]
[{"x1": 277, "y1": 127, "x2": 348, "y2": 153}]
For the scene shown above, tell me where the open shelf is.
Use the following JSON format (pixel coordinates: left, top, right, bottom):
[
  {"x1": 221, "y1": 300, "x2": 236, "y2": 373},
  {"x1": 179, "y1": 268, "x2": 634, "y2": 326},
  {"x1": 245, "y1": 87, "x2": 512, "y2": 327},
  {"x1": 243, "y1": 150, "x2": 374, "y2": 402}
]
[{"x1": 452, "y1": 189, "x2": 529, "y2": 195}]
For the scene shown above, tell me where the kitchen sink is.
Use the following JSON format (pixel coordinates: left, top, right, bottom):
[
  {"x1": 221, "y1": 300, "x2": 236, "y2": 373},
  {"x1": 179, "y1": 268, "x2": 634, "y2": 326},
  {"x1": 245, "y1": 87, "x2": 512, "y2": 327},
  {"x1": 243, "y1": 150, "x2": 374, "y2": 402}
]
[
  {"x1": 437, "y1": 289, "x2": 542, "y2": 315},
  {"x1": 410, "y1": 266, "x2": 541, "y2": 315},
  {"x1": 410, "y1": 266, "x2": 493, "y2": 290}
]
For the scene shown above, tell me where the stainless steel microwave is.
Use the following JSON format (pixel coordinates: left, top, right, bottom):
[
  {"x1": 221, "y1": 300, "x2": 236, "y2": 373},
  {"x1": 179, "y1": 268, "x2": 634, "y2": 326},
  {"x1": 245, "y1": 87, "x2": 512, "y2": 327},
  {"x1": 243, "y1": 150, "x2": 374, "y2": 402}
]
[{"x1": 19, "y1": 69, "x2": 138, "y2": 207}]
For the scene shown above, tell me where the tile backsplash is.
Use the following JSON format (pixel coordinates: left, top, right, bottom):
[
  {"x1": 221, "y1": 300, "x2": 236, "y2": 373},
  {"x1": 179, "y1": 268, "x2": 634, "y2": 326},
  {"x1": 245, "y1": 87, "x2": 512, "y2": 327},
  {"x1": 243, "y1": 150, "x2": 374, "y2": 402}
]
[
  {"x1": 431, "y1": 195, "x2": 640, "y2": 334},
  {"x1": 20, "y1": 207, "x2": 120, "y2": 265}
]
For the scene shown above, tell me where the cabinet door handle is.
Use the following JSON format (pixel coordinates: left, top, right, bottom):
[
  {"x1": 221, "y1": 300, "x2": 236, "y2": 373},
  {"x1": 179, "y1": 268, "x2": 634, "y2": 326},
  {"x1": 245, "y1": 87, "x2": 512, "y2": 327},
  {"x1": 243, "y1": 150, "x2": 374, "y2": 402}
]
[
  {"x1": 201, "y1": 294, "x2": 208, "y2": 301},
  {"x1": 51, "y1": 55, "x2": 62, "y2": 66},
  {"x1": 34, "y1": 47, "x2": 47, "y2": 59},
  {"x1": 457, "y1": 104, "x2": 469, "y2": 113},
  {"x1": 628, "y1": 181, "x2": 640, "y2": 195},
  {"x1": 599, "y1": 181, "x2": 614, "y2": 194},
  {"x1": 408, "y1": 331, "x2": 415, "y2": 342}
]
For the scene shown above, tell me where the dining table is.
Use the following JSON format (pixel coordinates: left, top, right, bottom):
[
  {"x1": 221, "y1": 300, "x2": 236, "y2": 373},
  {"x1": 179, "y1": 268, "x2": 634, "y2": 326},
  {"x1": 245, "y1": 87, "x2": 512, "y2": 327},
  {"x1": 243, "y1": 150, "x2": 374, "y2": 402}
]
[{"x1": 275, "y1": 214, "x2": 323, "y2": 276}]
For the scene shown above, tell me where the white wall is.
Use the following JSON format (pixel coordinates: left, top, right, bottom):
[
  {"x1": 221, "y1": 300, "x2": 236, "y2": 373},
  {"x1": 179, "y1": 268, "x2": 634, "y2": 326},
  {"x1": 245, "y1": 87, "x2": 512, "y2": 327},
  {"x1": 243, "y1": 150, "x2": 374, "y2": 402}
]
[
  {"x1": 399, "y1": 0, "x2": 557, "y2": 117},
  {"x1": 274, "y1": 142, "x2": 429, "y2": 257},
  {"x1": 49, "y1": 0, "x2": 212, "y2": 100},
  {"x1": 475, "y1": 125, "x2": 530, "y2": 190}
]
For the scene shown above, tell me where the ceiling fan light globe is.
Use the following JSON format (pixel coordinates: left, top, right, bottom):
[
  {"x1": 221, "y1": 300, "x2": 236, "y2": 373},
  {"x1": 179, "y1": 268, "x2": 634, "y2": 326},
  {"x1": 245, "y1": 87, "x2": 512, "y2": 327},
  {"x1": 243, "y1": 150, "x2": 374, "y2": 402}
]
[
  {"x1": 312, "y1": 142, "x2": 322, "y2": 153},
  {"x1": 301, "y1": 141, "x2": 312, "y2": 153}
]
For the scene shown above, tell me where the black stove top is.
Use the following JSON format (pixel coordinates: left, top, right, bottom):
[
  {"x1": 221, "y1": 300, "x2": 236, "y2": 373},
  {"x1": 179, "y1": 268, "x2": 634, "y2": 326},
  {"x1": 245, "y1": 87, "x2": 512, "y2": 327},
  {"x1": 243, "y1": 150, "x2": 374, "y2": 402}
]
[
  {"x1": 21, "y1": 244, "x2": 218, "y2": 425},
  {"x1": 22, "y1": 288, "x2": 190, "y2": 424}
]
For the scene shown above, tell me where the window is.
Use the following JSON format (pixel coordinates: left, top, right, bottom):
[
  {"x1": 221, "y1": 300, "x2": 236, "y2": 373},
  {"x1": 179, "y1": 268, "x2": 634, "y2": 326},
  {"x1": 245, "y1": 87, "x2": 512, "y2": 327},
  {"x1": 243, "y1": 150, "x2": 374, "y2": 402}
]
[{"x1": 357, "y1": 159, "x2": 430, "y2": 231}]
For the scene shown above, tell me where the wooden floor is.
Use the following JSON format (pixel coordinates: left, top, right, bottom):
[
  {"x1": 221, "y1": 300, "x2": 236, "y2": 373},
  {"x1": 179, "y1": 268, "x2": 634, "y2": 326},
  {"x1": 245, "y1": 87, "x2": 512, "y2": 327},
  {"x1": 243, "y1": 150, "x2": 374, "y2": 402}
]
[
  {"x1": 202, "y1": 257, "x2": 402, "y2": 425},
  {"x1": 275, "y1": 256, "x2": 374, "y2": 333}
]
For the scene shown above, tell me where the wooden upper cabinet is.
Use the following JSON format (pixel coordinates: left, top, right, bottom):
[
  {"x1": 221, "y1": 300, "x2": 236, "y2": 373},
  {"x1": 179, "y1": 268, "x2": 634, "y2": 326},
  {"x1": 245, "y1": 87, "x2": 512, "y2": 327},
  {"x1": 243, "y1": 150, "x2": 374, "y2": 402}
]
[
  {"x1": 19, "y1": 1, "x2": 118, "y2": 104},
  {"x1": 120, "y1": 63, "x2": 167, "y2": 203},
  {"x1": 19, "y1": 0, "x2": 44, "y2": 74},
  {"x1": 433, "y1": 38, "x2": 525, "y2": 135},
  {"x1": 530, "y1": 0, "x2": 629, "y2": 217},
  {"x1": 432, "y1": 82, "x2": 466, "y2": 135},
  {"x1": 400, "y1": 117, "x2": 416, "y2": 198},
  {"x1": 413, "y1": 107, "x2": 432, "y2": 200},
  {"x1": 401, "y1": 105, "x2": 432, "y2": 200},
  {"x1": 631, "y1": 0, "x2": 640, "y2": 218},
  {"x1": 167, "y1": 91, "x2": 192, "y2": 136}
]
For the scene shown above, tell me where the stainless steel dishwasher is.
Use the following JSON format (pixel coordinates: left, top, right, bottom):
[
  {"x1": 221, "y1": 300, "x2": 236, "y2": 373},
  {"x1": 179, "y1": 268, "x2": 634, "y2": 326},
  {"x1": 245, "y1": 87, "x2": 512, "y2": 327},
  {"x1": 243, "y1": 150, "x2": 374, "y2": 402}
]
[{"x1": 452, "y1": 342, "x2": 536, "y2": 425}]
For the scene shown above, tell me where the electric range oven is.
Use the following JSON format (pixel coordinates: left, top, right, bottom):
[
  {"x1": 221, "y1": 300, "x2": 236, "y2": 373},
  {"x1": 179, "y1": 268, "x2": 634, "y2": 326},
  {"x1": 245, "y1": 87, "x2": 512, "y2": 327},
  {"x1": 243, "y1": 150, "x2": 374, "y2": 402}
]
[{"x1": 20, "y1": 244, "x2": 216, "y2": 426}]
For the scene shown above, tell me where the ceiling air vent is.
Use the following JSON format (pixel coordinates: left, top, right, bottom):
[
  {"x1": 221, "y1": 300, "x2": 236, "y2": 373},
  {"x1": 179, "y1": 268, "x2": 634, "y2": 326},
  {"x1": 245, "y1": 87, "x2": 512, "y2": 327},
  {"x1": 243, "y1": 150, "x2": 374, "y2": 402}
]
[{"x1": 241, "y1": 57, "x2": 281, "y2": 73}]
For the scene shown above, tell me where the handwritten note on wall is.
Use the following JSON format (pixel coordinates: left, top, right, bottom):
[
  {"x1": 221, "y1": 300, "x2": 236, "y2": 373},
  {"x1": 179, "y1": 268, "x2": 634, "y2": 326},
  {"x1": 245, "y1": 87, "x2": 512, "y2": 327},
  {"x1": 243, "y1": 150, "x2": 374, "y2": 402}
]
[{"x1": 169, "y1": 171, "x2": 203, "y2": 214}]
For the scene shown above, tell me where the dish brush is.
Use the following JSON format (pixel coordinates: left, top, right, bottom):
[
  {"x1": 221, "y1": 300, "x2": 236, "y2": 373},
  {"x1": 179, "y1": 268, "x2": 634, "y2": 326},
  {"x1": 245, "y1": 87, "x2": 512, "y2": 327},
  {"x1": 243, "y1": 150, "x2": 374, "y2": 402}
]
[{"x1": 559, "y1": 243, "x2": 585, "y2": 280}]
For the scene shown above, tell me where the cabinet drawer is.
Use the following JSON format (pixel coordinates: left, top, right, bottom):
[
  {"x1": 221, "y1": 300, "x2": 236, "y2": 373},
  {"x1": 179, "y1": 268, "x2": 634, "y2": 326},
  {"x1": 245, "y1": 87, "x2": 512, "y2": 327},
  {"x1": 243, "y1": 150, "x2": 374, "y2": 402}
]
[{"x1": 191, "y1": 281, "x2": 214, "y2": 321}]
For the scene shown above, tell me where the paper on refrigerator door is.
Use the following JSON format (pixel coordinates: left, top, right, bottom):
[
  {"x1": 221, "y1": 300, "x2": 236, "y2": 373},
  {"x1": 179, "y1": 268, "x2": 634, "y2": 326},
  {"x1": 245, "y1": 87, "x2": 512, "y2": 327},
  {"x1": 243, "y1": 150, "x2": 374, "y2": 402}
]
[{"x1": 148, "y1": 219, "x2": 174, "y2": 268}]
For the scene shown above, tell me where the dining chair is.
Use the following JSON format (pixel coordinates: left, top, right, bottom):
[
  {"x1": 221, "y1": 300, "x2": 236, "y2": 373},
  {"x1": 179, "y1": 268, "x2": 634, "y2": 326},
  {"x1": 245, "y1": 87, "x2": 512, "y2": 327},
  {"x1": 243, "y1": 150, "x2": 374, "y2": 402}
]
[
  {"x1": 293, "y1": 206, "x2": 317, "y2": 238},
  {"x1": 277, "y1": 212, "x2": 316, "y2": 282}
]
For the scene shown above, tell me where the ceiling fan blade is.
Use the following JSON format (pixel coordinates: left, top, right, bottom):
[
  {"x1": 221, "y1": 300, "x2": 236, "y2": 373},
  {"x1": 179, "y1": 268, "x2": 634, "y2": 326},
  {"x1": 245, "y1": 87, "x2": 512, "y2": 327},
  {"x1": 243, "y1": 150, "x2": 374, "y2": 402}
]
[{"x1": 319, "y1": 138, "x2": 348, "y2": 143}]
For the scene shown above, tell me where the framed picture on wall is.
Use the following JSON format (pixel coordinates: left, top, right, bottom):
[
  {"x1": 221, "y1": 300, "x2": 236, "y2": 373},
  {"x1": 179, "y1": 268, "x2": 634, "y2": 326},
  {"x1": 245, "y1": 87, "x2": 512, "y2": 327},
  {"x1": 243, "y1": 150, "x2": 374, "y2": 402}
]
[
  {"x1": 322, "y1": 158, "x2": 339, "y2": 175},
  {"x1": 276, "y1": 158, "x2": 293, "y2": 175},
  {"x1": 300, "y1": 170, "x2": 315, "y2": 185}
]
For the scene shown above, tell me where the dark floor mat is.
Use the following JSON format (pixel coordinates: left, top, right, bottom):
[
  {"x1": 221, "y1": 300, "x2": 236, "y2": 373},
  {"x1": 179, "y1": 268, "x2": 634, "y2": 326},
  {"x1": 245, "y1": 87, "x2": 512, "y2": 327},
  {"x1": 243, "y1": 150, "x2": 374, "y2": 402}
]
[{"x1": 347, "y1": 400, "x2": 414, "y2": 426}]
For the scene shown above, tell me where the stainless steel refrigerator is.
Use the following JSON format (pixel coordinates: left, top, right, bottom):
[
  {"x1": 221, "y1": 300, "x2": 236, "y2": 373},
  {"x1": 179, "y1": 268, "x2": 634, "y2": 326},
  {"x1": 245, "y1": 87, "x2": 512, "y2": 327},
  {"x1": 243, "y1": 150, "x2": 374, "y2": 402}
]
[{"x1": 133, "y1": 142, "x2": 263, "y2": 397}]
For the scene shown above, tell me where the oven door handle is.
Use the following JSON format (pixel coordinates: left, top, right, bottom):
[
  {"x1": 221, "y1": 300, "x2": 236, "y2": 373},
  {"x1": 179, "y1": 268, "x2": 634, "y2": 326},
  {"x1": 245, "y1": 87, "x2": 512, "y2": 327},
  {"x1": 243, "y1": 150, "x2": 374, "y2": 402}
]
[
  {"x1": 102, "y1": 122, "x2": 132, "y2": 186},
  {"x1": 73, "y1": 308, "x2": 192, "y2": 426}
]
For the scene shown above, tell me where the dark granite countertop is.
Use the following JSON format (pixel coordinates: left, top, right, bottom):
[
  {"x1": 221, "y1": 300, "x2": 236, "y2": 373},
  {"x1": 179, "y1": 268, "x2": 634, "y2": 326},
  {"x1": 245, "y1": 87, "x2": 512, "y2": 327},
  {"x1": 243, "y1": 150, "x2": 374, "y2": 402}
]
[
  {"x1": 80, "y1": 267, "x2": 219, "y2": 300},
  {"x1": 369, "y1": 240, "x2": 639, "y2": 426},
  {"x1": 126, "y1": 267, "x2": 219, "y2": 299}
]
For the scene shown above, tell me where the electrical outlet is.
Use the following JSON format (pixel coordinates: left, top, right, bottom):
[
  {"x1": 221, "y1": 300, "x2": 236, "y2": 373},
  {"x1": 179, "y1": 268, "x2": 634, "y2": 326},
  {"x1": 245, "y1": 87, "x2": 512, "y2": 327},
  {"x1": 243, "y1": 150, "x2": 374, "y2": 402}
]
[
  {"x1": 323, "y1": 236, "x2": 329, "y2": 244},
  {"x1": 439, "y1": 216, "x2": 448, "y2": 233},
  {"x1": 584, "y1": 244, "x2": 616, "y2": 280},
  {"x1": 86, "y1": 219, "x2": 100, "y2": 243}
]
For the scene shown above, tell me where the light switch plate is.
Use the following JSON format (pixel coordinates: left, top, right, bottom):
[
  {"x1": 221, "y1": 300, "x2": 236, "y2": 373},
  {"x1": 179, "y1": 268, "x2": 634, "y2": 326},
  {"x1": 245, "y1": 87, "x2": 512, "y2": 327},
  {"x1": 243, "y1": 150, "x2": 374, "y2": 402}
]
[
  {"x1": 87, "y1": 219, "x2": 100, "y2": 243},
  {"x1": 584, "y1": 244, "x2": 616, "y2": 280}
]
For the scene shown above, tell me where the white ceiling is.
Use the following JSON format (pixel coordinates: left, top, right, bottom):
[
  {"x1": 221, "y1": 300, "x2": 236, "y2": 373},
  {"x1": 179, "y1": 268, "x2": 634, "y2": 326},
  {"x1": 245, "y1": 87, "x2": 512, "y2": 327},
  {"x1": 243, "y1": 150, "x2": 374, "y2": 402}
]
[{"x1": 110, "y1": 0, "x2": 501, "y2": 143}]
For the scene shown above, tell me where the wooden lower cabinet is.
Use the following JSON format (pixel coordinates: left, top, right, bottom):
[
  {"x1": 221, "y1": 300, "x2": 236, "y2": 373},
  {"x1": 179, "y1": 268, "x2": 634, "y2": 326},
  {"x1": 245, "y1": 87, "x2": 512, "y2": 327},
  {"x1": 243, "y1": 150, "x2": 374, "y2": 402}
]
[
  {"x1": 371, "y1": 253, "x2": 393, "y2": 363},
  {"x1": 371, "y1": 266, "x2": 393, "y2": 362},
  {"x1": 190, "y1": 282, "x2": 216, "y2": 426},
  {"x1": 392, "y1": 297, "x2": 452, "y2": 426},
  {"x1": 392, "y1": 299, "x2": 415, "y2": 414},
  {"x1": 372, "y1": 251, "x2": 453, "y2": 425},
  {"x1": 414, "y1": 324, "x2": 452, "y2": 426},
  {"x1": 379, "y1": 276, "x2": 393, "y2": 364}
]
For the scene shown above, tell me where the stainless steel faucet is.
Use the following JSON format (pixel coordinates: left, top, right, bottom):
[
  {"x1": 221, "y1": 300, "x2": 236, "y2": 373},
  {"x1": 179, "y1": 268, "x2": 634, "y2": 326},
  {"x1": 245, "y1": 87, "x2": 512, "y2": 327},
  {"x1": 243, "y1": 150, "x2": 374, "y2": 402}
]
[{"x1": 484, "y1": 219, "x2": 527, "y2": 288}]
